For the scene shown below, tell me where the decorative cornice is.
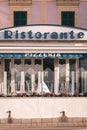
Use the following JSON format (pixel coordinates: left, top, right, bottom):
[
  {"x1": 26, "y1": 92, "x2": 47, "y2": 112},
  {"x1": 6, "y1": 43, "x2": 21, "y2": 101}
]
[
  {"x1": 8, "y1": 0, "x2": 32, "y2": 6},
  {"x1": 56, "y1": 0, "x2": 80, "y2": 6}
]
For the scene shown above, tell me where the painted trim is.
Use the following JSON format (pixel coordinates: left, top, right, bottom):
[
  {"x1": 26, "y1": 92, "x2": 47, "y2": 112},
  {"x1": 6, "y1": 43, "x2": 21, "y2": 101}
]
[{"x1": 0, "y1": 24, "x2": 87, "y2": 31}]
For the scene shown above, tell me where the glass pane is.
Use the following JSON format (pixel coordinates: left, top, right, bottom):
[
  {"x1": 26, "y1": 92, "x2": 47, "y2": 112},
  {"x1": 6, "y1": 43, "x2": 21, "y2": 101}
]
[
  {"x1": 59, "y1": 59, "x2": 66, "y2": 93},
  {"x1": 43, "y1": 58, "x2": 54, "y2": 93},
  {"x1": 14, "y1": 11, "x2": 27, "y2": 27},
  {"x1": 61, "y1": 11, "x2": 75, "y2": 27}
]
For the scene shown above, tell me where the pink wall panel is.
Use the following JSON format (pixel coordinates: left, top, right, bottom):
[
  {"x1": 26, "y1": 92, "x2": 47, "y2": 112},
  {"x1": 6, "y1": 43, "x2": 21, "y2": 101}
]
[
  {"x1": 78, "y1": 2, "x2": 87, "y2": 29},
  {"x1": 31, "y1": 2, "x2": 41, "y2": 24},
  {"x1": 0, "y1": 2, "x2": 10, "y2": 29},
  {"x1": 47, "y1": 2, "x2": 58, "y2": 24},
  {"x1": 0, "y1": 1, "x2": 87, "y2": 28}
]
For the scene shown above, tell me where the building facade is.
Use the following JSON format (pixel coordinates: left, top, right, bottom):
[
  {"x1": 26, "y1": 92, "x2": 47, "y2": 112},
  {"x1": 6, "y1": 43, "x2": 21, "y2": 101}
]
[{"x1": 0, "y1": 0, "x2": 87, "y2": 96}]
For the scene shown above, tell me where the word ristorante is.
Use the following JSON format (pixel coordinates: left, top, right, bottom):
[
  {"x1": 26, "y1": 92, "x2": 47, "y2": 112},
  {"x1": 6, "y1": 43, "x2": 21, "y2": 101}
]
[{"x1": 2, "y1": 30, "x2": 84, "y2": 40}]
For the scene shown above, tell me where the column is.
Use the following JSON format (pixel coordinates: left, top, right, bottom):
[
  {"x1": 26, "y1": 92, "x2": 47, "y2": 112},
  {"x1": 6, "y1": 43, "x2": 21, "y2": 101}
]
[
  {"x1": 11, "y1": 58, "x2": 15, "y2": 94},
  {"x1": 86, "y1": 71, "x2": 87, "y2": 92},
  {"x1": 41, "y1": 59, "x2": 44, "y2": 93},
  {"x1": 21, "y1": 58, "x2": 25, "y2": 93},
  {"x1": 66, "y1": 59, "x2": 70, "y2": 94},
  {"x1": 71, "y1": 71, "x2": 75, "y2": 95},
  {"x1": 37, "y1": 71, "x2": 41, "y2": 93},
  {"x1": 3, "y1": 71, "x2": 7, "y2": 95},
  {"x1": 31, "y1": 59, "x2": 35, "y2": 92},
  {"x1": 41, "y1": 59, "x2": 44, "y2": 82},
  {"x1": 81, "y1": 70, "x2": 84, "y2": 94},
  {"x1": 54, "y1": 58, "x2": 59, "y2": 94},
  {"x1": 1, "y1": 58, "x2": 4, "y2": 94},
  {"x1": 84, "y1": 71, "x2": 87, "y2": 92},
  {"x1": 76, "y1": 59, "x2": 79, "y2": 93},
  {"x1": 0, "y1": 62, "x2": 2, "y2": 93}
]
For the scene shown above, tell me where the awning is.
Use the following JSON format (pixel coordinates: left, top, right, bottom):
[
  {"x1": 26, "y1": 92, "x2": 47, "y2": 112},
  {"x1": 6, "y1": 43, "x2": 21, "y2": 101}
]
[{"x1": 0, "y1": 53, "x2": 87, "y2": 58}]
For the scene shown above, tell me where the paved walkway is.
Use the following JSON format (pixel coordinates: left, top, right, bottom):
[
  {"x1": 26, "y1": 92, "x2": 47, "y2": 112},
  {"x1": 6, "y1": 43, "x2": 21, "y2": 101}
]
[{"x1": 0, "y1": 124, "x2": 87, "y2": 130}]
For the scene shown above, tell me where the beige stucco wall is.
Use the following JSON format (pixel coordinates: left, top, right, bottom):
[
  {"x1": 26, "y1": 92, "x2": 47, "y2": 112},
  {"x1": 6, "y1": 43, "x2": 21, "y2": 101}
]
[{"x1": 0, "y1": 97, "x2": 87, "y2": 119}]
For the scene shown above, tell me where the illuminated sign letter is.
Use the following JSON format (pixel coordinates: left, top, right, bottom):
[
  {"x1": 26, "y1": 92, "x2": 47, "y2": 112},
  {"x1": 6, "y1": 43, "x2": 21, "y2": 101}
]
[
  {"x1": 78, "y1": 32, "x2": 84, "y2": 39},
  {"x1": 15, "y1": 30, "x2": 19, "y2": 39},
  {"x1": 28, "y1": 30, "x2": 33, "y2": 39},
  {"x1": 35, "y1": 32, "x2": 42, "y2": 39},
  {"x1": 4, "y1": 30, "x2": 12, "y2": 39},
  {"x1": 60, "y1": 32, "x2": 67, "y2": 39},
  {"x1": 43, "y1": 32, "x2": 49, "y2": 39},
  {"x1": 21, "y1": 32, "x2": 26, "y2": 39},
  {"x1": 69, "y1": 31, "x2": 75, "y2": 39},
  {"x1": 50, "y1": 32, "x2": 58, "y2": 39}
]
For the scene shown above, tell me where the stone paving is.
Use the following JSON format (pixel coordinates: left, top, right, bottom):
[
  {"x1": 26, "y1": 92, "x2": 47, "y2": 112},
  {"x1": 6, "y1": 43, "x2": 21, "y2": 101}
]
[
  {"x1": 0, "y1": 117, "x2": 87, "y2": 130},
  {"x1": 0, "y1": 125, "x2": 87, "y2": 130}
]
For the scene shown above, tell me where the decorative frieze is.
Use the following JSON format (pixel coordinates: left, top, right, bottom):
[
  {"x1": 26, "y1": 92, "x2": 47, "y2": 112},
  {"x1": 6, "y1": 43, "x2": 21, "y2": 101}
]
[
  {"x1": 8, "y1": 0, "x2": 32, "y2": 6},
  {"x1": 56, "y1": 0, "x2": 80, "y2": 6}
]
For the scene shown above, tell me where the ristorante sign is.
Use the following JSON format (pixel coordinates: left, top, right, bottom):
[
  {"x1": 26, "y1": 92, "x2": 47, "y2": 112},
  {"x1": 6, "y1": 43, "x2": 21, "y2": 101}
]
[{"x1": 0, "y1": 25, "x2": 87, "y2": 40}]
